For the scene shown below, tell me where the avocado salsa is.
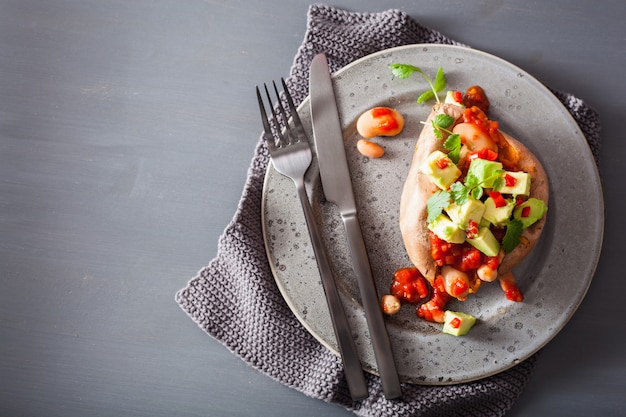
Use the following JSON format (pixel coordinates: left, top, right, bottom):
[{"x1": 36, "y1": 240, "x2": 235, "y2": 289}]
[{"x1": 421, "y1": 90, "x2": 548, "y2": 297}]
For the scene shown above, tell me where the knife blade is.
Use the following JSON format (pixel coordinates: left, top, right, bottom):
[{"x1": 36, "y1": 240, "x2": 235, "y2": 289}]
[{"x1": 309, "y1": 53, "x2": 402, "y2": 399}]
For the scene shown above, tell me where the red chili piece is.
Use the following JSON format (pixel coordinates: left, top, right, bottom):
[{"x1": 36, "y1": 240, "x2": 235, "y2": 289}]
[
  {"x1": 450, "y1": 317, "x2": 461, "y2": 329},
  {"x1": 466, "y1": 219, "x2": 479, "y2": 239},
  {"x1": 469, "y1": 148, "x2": 498, "y2": 161},
  {"x1": 505, "y1": 173, "x2": 517, "y2": 187},
  {"x1": 489, "y1": 191, "x2": 507, "y2": 208},
  {"x1": 436, "y1": 157, "x2": 449, "y2": 170}
]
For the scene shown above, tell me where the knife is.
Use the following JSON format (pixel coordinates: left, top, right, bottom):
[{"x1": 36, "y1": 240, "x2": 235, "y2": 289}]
[{"x1": 309, "y1": 53, "x2": 402, "y2": 399}]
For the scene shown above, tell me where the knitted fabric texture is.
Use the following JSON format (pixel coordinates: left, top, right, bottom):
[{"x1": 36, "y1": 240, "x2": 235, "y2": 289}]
[{"x1": 175, "y1": 4, "x2": 601, "y2": 417}]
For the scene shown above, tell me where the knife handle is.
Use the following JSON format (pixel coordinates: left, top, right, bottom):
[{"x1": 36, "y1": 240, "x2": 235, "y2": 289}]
[
  {"x1": 342, "y1": 212, "x2": 402, "y2": 399},
  {"x1": 293, "y1": 179, "x2": 369, "y2": 401}
]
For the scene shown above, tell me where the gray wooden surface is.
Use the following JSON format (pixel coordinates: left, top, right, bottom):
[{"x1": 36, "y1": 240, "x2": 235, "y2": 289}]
[{"x1": 1, "y1": 1, "x2": 624, "y2": 416}]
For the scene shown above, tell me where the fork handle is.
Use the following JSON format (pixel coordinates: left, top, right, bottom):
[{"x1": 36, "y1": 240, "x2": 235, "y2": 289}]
[{"x1": 294, "y1": 179, "x2": 369, "y2": 401}]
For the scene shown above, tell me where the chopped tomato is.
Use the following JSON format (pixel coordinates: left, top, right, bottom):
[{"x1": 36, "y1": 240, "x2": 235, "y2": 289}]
[
  {"x1": 391, "y1": 267, "x2": 430, "y2": 304},
  {"x1": 521, "y1": 206, "x2": 531, "y2": 217},
  {"x1": 371, "y1": 107, "x2": 399, "y2": 132},
  {"x1": 417, "y1": 275, "x2": 450, "y2": 323},
  {"x1": 459, "y1": 247, "x2": 483, "y2": 271},
  {"x1": 499, "y1": 272, "x2": 524, "y2": 302},
  {"x1": 485, "y1": 256, "x2": 500, "y2": 270},
  {"x1": 453, "y1": 90, "x2": 463, "y2": 104},
  {"x1": 450, "y1": 317, "x2": 461, "y2": 329},
  {"x1": 505, "y1": 287, "x2": 524, "y2": 302},
  {"x1": 430, "y1": 232, "x2": 450, "y2": 266}
]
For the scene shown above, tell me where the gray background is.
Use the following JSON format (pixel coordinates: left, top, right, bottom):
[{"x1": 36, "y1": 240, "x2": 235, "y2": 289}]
[{"x1": 1, "y1": 1, "x2": 623, "y2": 416}]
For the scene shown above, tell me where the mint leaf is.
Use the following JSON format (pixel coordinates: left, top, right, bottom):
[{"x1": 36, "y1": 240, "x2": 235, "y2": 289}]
[
  {"x1": 427, "y1": 190, "x2": 451, "y2": 224},
  {"x1": 502, "y1": 219, "x2": 524, "y2": 253}
]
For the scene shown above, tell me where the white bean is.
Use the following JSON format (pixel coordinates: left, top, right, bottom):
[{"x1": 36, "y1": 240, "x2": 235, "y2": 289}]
[
  {"x1": 452, "y1": 122, "x2": 497, "y2": 153},
  {"x1": 381, "y1": 294, "x2": 401, "y2": 315},
  {"x1": 441, "y1": 265, "x2": 470, "y2": 301},
  {"x1": 477, "y1": 264, "x2": 498, "y2": 282},
  {"x1": 356, "y1": 107, "x2": 405, "y2": 138},
  {"x1": 356, "y1": 139, "x2": 385, "y2": 158}
]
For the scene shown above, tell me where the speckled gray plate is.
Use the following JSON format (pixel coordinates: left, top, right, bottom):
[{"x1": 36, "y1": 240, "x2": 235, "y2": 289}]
[{"x1": 261, "y1": 44, "x2": 603, "y2": 385}]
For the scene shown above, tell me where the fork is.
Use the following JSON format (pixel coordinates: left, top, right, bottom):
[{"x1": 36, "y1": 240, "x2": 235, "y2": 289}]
[{"x1": 256, "y1": 79, "x2": 369, "y2": 401}]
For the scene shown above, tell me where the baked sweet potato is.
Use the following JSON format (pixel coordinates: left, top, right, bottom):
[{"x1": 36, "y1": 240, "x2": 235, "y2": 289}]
[{"x1": 399, "y1": 100, "x2": 548, "y2": 300}]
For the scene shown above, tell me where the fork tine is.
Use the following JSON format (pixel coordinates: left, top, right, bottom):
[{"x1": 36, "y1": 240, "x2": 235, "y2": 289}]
[
  {"x1": 281, "y1": 78, "x2": 307, "y2": 143},
  {"x1": 256, "y1": 86, "x2": 276, "y2": 149},
  {"x1": 271, "y1": 81, "x2": 297, "y2": 145},
  {"x1": 263, "y1": 83, "x2": 289, "y2": 147}
]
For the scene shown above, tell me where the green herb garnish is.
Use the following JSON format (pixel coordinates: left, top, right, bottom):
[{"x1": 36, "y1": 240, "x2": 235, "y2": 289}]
[
  {"x1": 390, "y1": 64, "x2": 460, "y2": 160},
  {"x1": 432, "y1": 114, "x2": 454, "y2": 135},
  {"x1": 502, "y1": 219, "x2": 524, "y2": 253},
  {"x1": 389, "y1": 64, "x2": 447, "y2": 104},
  {"x1": 448, "y1": 168, "x2": 505, "y2": 207},
  {"x1": 426, "y1": 190, "x2": 452, "y2": 224},
  {"x1": 421, "y1": 113, "x2": 462, "y2": 163},
  {"x1": 443, "y1": 134, "x2": 461, "y2": 163}
]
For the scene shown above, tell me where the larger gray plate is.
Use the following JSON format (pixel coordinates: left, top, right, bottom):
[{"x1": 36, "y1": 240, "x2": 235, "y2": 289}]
[{"x1": 261, "y1": 44, "x2": 603, "y2": 385}]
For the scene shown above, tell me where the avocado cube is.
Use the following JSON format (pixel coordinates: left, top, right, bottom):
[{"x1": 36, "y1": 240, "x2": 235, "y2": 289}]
[
  {"x1": 466, "y1": 226, "x2": 500, "y2": 257},
  {"x1": 500, "y1": 171, "x2": 531, "y2": 196},
  {"x1": 466, "y1": 158, "x2": 503, "y2": 188},
  {"x1": 444, "y1": 90, "x2": 465, "y2": 106},
  {"x1": 446, "y1": 196, "x2": 485, "y2": 231},
  {"x1": 483, "y1": 197, "x2": 515, "y2": 227},
  {"x1": 428, "y1": 214, "x2": 466, "y2": 244},
  {"x1": 442, "y1": 310, "x2": 476, "y2": 336},
  {"x1": 479, "y1": 218, "x2": 491, "y2": 228},
  {"x1": 514, "y1": 197, "x2": 548, "y2": 228},
  {"x1": 420, "y1": 150, "x2": 462, "y2": 190}
]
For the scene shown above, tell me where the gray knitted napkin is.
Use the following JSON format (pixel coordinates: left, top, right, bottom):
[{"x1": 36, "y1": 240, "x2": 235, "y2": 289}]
[{"x1": 176, "y1": 4, "x2": 601, "y2": 417}]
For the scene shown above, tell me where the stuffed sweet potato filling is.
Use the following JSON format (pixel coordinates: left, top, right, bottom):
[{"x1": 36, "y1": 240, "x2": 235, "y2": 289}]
[{"x1": 394, "y1": 85, "x2": 549, "y2": 325}]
